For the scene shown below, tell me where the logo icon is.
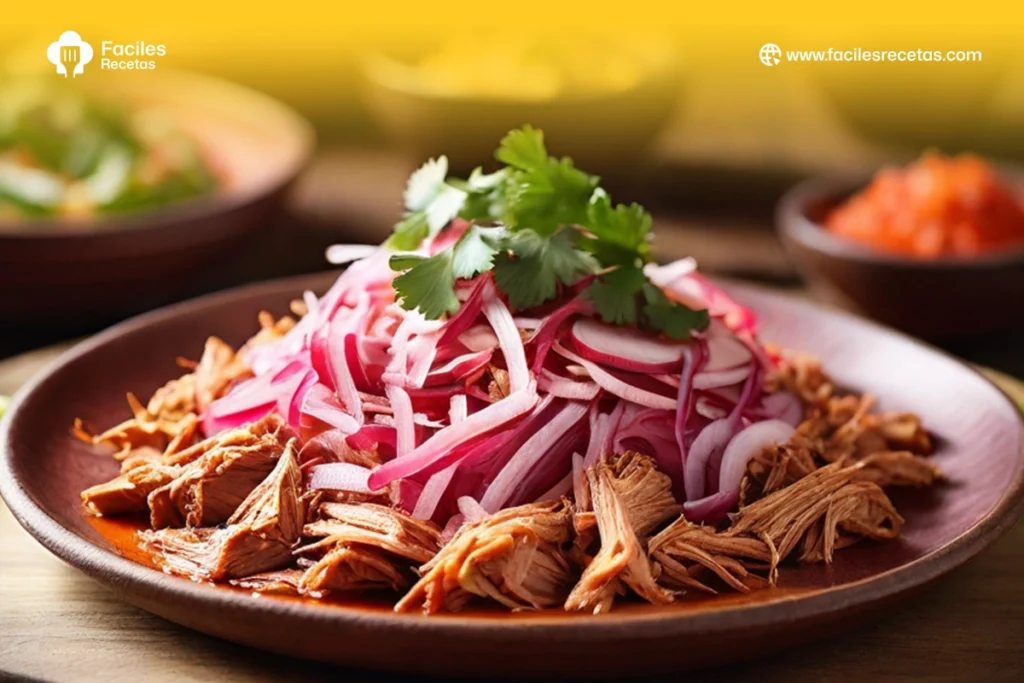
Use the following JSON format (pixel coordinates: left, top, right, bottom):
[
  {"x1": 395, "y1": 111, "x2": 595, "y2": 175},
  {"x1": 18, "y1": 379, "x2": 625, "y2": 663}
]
[
  {"x1": 759, "y1": 43, "x2": 782, "y2": 67},
  {"x1": 47, "y1": 31, "x2": 94, "y2": 77}
]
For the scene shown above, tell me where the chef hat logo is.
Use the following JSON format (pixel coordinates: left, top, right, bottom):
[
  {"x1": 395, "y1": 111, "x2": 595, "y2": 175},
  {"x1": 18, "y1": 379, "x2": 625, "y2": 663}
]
[{"x1": 47, "y1": 31, "x2": 95, "y2": 77}]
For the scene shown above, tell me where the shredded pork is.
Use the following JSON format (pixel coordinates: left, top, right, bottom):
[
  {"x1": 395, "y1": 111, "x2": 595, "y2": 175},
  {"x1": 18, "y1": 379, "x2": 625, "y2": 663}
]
[
  {"x1": 396, "y1": 500, "x2": 575, "y2": 614},
  {"x1": 79, "y1": 326, "x2": 941, "y2": 614},
  {"x1": 141, "y1": 440, "x2": 305, "y2": 581},
  {"x1": 565, "y1": 453, "x2": 676, "y2": 613}
]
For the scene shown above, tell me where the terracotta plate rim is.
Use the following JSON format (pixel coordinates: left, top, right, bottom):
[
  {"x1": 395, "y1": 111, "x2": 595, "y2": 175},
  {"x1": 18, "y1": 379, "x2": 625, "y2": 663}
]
[{"x1": 2, "y1": 272, "x2": 1024, "y2": 641}]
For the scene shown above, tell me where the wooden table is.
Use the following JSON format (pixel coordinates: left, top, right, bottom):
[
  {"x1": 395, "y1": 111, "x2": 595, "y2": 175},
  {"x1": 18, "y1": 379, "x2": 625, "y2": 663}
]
[{"x1": 2, "y1": 348, "x2": 1023, "y2": 683}]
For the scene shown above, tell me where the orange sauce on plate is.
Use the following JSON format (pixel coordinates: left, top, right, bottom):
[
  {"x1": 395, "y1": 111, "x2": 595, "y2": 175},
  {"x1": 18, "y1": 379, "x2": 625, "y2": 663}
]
[{"x1": 88, "y1": 513, "x2": 819, "y2": 617}]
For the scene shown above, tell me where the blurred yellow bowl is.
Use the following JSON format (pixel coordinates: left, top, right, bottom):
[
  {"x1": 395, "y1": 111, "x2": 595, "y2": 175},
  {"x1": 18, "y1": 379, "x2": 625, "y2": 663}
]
[
  {"x1": 815, "y1": 60, "x2": 1005, "y2": 156},
  {"x1": 361, "y1": 42, "x2": 682, "y2": 175}
]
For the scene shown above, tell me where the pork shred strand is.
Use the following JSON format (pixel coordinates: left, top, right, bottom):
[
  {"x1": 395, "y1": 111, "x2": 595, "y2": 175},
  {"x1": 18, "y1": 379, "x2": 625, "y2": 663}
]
[
  {"x1": 81, "y1": 414, "x2": 293, "y2": 520},
  {"x1": 295, "y1": 502, "x2": 441, "y2": 594},
  {"x1": 396, "y1": 499, "x2": 575, "y2": 614},
  {"x1": 652, "y1": 456, "x2": 911, "y2": 592},
  {"x1": 141, "y1": 439, "x2": 305, "y2": 581},
  {"x1": 565, "y1": 452, "x2": 677, "y2": 614}
]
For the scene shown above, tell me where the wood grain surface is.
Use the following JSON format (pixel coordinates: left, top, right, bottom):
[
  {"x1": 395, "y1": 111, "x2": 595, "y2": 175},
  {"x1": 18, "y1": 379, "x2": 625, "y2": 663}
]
[{"x1": 1, "y1": 348, "x2": 1022, "y2": 683}]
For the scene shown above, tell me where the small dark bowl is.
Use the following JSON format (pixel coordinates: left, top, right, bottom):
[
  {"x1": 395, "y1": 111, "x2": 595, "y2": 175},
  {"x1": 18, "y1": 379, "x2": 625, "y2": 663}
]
[
  {"x1": 0, "y1": 70, "x2": 314, "y2": 330},
  {"x1": 776, "y1": 175, "x2": 1024, "y2": 341}
]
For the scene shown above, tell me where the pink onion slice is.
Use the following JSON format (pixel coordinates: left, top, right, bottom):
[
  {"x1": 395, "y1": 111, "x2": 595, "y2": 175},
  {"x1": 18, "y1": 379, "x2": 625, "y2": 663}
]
[
  {"x1": 702, "y1": 323, "x2": 753, "y2": 372},
  {"x1": 759, "y1": 391, "x2": 804, "y2": 427},
  {"x1": 643, "y1": 258, "x2": 698, "y2": 288},
  {"x1": 327, "y1": 314, "x2": 365, "y2": 425},
  {"x1": 406, "y1": 328, "x2": 445, "y2": 389},
  {"x1": 552, "y1": 342, "x2": 676, "y2": 410},
  {"x1": 449, "y1": 394, "x2": 468, "y2": 423},
  {"x1": 695, "y1": 396, "x2": 729, "y2": 420},
  {"x1": 457, "y1": 496, "x2": 488, "y2": 524},
  {"x1": 367, "y1": 382, "x2": 538, "y2": 489},
  {"x1": 693, "y1": 365, "x2": 751, "y2": 390},
  {"x1": 682, "y1": 489, "x2": 738, "y2": 523},
  {"x1": 302, "y1": 384, "x2": 360, "y2": 434},
  {"x1": 570, "y1": 318, "x2": 689, "y2": 373},
  {"x1": 537, "y1": 369, "x2": 601, "y2": 401},
  {"x1": 674, "y1": 341, "x2": 705, "y2": 479},
  {"x1": 683, "y1": 418, "x2": 734, "y2": 501},
  {"x1": 480, "y1": 400, "x2": 590, "y2": 511},
  {"x1": 529, "y1": 297, "x2": 593, "y2": 372},
  {"x1": 413, "y1": 461, "x2": 459, "y2": 520},
  {"x1": 423, "y1": 349, "x2": 493, "y2": 387},
  {"x1": 717, "y1": 419, "x2": 794, "y2": 496},
  {"x1": 535, "y1": 470, "x2": 573, "y2": 502},
  {"x1": 458, "y1": 325, "x2": 499, "y2": 352},
  {"x1": 346, "y1": 424, "x2": 397, "y2": 456},
  {"x1": 438, "y1": 278, "x2": 488, "y2": 346}
]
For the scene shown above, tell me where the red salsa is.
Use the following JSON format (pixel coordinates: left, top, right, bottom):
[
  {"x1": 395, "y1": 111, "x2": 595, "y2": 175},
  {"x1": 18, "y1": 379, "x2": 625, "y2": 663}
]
[{"x1": 826, "y1": 154, "x2": 1024, "y2": 258}]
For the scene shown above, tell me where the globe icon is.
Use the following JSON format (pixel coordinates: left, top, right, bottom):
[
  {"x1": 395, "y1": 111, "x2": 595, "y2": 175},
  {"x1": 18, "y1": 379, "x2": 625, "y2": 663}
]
[{"x1": 759, "y1": 43, "x2": 782, "y2": 67}]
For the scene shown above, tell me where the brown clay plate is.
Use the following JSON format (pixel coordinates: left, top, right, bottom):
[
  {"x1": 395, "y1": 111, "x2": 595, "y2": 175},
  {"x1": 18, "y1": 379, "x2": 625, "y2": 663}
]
[{"x1": 2, "y1": 272, "x2": 1023, "y2": 679}]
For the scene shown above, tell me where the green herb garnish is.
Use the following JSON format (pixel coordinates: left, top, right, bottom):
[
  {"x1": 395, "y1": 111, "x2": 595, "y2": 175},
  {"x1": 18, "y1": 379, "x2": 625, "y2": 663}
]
[{"x1": 387, "y1": 126, "x2": 709, "y2": 339}]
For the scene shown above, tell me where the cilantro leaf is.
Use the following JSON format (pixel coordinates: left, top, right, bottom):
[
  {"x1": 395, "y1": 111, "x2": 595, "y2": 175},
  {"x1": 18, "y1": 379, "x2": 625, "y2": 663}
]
[
  {"x1": 389, "y1": 211, "x2": 429, "y2": 251},
  {"x1": 584, "y1": 265, "x2": 646, "y2": 325},
  {"x1": 457, "y1": 168, "x2": 508, "y2": 223},
  {"x1": 452, "y1": 225, "x2": 501, "y2": 279},
  {"x1": 403, "y1": 156, "x2": 449, "y2": 211},
  {"x1": 586, "y1": 189, "x2": 652, "y2": 260},
  {"x1": 395, "y1": 155, "x2": 468, "y2": 246},
  {"x1": 641, "y1": 284, "x2": 711, "y2": 340},
  {"x1": 495, "y1": 126, "x2": 598, "y2": 235},
  {"x1": 391, "y1": 251, "x2": 460, "y2": 319},
  {"x1": 496, "y1": 126, "x2": 549, "y2": 170},
  {"x1": 493, "y1": 229, "x2": 598, "y2": 309},
  {"x1": 388, "y1": 254, "x2": 425, "y2": 271},
  {"x1": 503, "y1": 158, "x2": 598, "y2": 235},
  {"x1": 386, "y1": 126, "x2": 706, "y2": 338}
]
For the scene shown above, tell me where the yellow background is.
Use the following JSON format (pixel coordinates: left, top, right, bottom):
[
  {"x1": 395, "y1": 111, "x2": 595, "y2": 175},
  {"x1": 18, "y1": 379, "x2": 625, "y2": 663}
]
[{"x1": 4, "y1": 1, "x2": 1023, "y2": 162}]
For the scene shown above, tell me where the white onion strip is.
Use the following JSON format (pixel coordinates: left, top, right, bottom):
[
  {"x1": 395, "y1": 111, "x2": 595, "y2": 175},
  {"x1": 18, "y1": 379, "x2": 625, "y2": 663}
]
[
  {"x1": 481, "y1": 283, "x2": 529, "y2": 394},
  {"x1": 449, "y1": 394, "x2": 468, "y2": 423},
  {"x1": 386, "y1": 385, "x2": 415, "y2": 457},
  {"x1": 308, "y1": 462, "x2": 374, "y2": 493}
]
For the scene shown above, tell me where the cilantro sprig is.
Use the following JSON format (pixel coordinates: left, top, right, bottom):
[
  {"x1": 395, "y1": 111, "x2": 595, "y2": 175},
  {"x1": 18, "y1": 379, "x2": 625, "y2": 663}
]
[{"x1": 387, "y1": 126, "x2": 709, "y2": 340}]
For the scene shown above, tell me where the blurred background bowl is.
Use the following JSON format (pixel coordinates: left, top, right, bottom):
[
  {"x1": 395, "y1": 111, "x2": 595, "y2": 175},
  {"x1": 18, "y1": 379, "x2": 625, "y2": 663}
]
[
  {"x1": 0, "y1": 70, "x2": 314, "y2": 330},
  {"x1": 814, "y1": 59, "x2": 1023, "y2": 160},
  {"x1": 360, "y1": 38, "x2": 682, "y2": 176},
  {"x1": 776, "y1": 174, "x2": 1024, "y2": 341}
]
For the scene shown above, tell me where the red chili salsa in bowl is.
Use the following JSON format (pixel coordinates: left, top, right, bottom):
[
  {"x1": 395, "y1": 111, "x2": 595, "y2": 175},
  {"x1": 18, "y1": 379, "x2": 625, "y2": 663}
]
[{"x1": 826, "y1": 154, "x2": 1024, "y2": 259}]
